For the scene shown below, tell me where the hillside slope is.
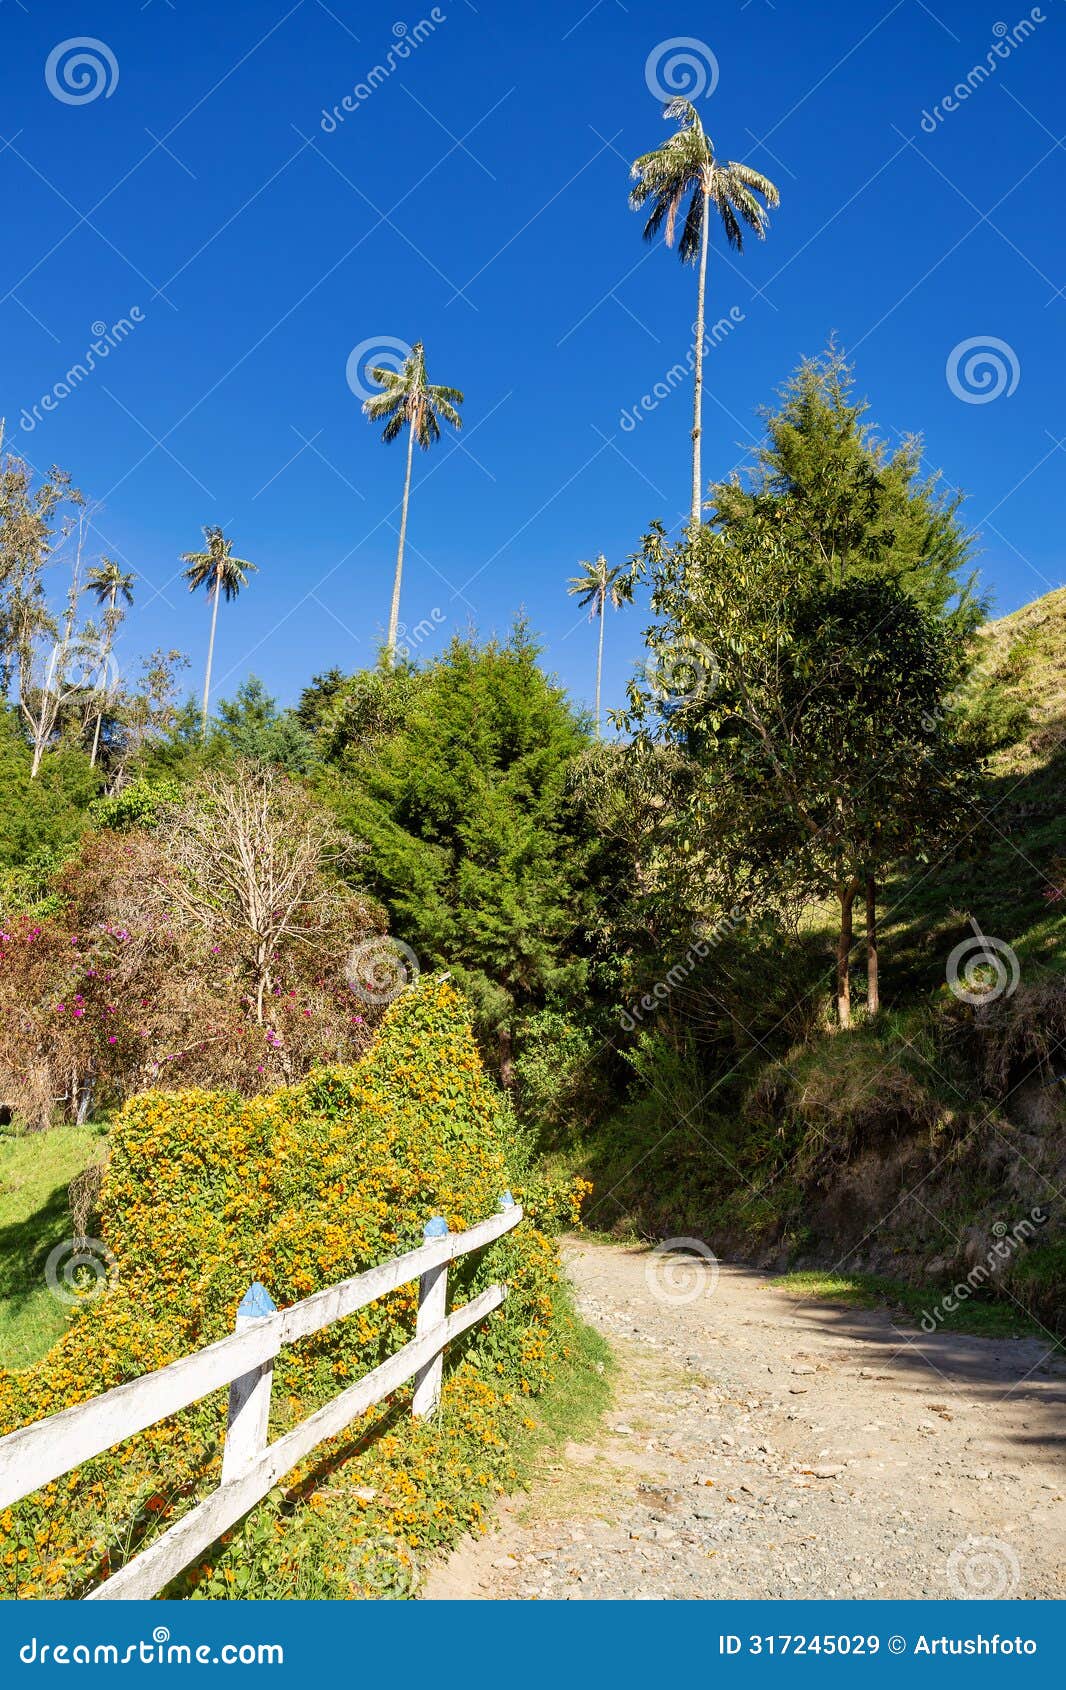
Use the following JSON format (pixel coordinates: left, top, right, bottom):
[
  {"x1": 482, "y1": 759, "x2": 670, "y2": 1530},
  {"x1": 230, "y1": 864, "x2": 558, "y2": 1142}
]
[{"x1": 576, "y1": 589, "x2": 1066, "y2": 1333}]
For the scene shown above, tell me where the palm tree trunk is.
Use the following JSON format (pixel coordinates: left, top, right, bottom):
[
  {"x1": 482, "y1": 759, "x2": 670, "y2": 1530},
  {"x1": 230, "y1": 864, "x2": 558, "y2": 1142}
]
[
  {"x1": 90, "y1": 587, "x2": 116, "y2": 769},
  {"x1": 201, "y1": 577, "x2": 221, "y2": 740},
  {"x1": 387, "y1": 422, "x2": 417, "y2": 666},
  {"x1": 690, "y1": 193, "x2": 710, "y2": 531},
  {"x1": 594, "y1": 593, "x2": 606, "y2": 738}
]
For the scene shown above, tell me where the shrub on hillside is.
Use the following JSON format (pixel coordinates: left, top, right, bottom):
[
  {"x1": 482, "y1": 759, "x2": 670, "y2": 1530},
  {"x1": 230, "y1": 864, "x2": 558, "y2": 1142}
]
[
  {"x1": 0, "y1": 981, "x2": 584, "y2": 1598},
  {"x1": 0, "y1": 799, "x2": 383, "y2": 1125}
]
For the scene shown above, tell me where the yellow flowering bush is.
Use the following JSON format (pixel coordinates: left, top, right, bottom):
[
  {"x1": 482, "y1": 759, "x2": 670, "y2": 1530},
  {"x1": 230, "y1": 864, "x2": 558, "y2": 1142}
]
[{"x1": 0, "y1": 979, "x2": 586, "y2": 1599}]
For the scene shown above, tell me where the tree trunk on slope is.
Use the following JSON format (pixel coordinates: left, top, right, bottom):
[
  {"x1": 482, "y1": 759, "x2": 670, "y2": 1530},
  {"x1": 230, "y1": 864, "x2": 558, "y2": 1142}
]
[
  {"x1": 865, "y1": 873, "x2": 880, "y2": 1019},
  {"x1": 836, "y1": 879, "x2": 859, "y2": 1029}
]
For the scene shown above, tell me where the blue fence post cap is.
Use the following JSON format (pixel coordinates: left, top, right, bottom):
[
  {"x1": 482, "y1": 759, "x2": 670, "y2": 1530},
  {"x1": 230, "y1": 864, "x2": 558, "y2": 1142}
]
[
  {"x1": 238, "y1": 1281, "x2": 277, "y2": 1320},
  {"x1": 424, "y1": 1216, "x2": 449, "y2": 1239},
  {"x1": 499, "y1": 1191, "x2": 515, "y2": 1210}
]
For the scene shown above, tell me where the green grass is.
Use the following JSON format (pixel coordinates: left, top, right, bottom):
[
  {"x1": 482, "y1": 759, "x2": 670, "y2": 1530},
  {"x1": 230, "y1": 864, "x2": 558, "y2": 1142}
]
[
  {"x1": 0, "y1": 1123, "x2": 107, "y2": 1370},
  {"x1": 508, "y1": 1284, "x2": 615, "y2": 1470},
  {"x1": 773, "y1": 1268, "x2": 1042, "y2": 1339}
]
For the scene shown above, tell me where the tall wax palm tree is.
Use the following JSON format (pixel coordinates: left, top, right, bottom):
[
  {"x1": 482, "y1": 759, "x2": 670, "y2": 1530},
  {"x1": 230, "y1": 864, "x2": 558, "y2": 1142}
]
[
  {"x1": 362, "y1": 341, "x2": 463, "y2": 665},
  {"x1": 567, "y1": 554, "x2": 627, "y2": 738},
  {"x1": 630, "y1": 99, "x2": 779, "y2": 529},
  {"x1": 181, "y1": 526, "x2": 257, "y2": 739},
  {"x1": 85, "y1": 558, "x2": 134, "y2": 767}
]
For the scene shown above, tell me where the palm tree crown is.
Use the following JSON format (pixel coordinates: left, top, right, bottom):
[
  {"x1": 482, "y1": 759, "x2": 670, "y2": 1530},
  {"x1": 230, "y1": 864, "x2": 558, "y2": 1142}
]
[
  {"x1": 181, "y1": 526, "x2": 257, "y2": 601},
  {"x1": 181, "y1": 526, "x2": 257, "y2": 739},
  {"x1": 362, "y1": 341, "x2": 464, "y2": 663},
  {"x1": 363, "y1": 341, "x2": 464, "y2": 447},
  {"x1": 85, "y1": 559, "x2": 135, "y2": 611},
  {"x1": 567, "y1": 554, "x2": 628, "y2": 739},
  {"x1": 630, "y1": 99, "x2": 779, "y2": 527},
  {"x1": 630, "y1": 98, "x2": 779, "y2": 258}
]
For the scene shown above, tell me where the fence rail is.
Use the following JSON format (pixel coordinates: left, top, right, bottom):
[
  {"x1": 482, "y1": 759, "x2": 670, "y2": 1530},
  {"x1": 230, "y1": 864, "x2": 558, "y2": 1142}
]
[{"x1": 0, "y1": 1198, "x2": 523, "y2": 1600}]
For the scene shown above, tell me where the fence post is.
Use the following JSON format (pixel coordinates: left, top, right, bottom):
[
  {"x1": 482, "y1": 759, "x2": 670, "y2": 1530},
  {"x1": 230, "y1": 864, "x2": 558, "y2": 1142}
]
[
  {"x1": 221, "y1": 1281, "x2": 277, "y2": 1485},
  {"x1": 412, "y1": 1217, "x2": 449, "y2": 1420}
]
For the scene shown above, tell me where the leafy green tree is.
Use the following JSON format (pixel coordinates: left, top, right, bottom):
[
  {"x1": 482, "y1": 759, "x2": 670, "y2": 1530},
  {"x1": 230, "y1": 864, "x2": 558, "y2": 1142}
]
[
  {"x1": 630, "y1": 99, "x2": 778, "y2": 528},
  {"x1": 711, "y1": 345, "x2": 982, "y2": 631},
  {"x1": 362, "y1": 342, "x2": 463, "y2": 664},
  {"x1": 566, "y1": 554, "x2": 628, "y2": 737},
  {"x1": 214, "y1": 675, "x2": 315, "y2": 773},
  {"x1": 622, "y1": 520, "x2": 980, "y2": 1026},
  {"x1": 181, "y1": 526, "x2": 257, "y2": 739},
  {"x1": 324, "y1": 628, "x2": 595, "y2": 1080}
]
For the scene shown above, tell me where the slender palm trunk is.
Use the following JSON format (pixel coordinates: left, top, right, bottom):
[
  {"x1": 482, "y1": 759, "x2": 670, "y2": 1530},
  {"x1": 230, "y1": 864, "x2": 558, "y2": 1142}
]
[
  {"x1": 594, "y1": 592, "x2": 606, "y2": 738},
  {"x1": 387, "y1": 422, "x2": 417, "y2": 666},
  {"x1": 201, "y1": 577, "x2": 221, "y2": 740},
  {"x1": 90, "y1": 588, "x2": 116, "y2": 769},
  {"x1": 689, "y1": 193, "x2": 710, "y2": 531}
]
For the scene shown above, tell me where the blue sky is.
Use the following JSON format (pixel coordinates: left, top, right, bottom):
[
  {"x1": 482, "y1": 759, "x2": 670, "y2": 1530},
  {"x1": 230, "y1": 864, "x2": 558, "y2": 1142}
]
[{"x1": 2, "y1": 0, "x2": 1064, "y2": 725}]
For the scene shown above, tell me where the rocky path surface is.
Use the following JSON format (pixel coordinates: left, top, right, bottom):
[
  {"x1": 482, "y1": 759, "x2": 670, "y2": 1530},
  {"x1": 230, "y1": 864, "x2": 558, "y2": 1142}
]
[{"x1": 425, "y1": 1238, "x2": 1066, "y2": 1601}]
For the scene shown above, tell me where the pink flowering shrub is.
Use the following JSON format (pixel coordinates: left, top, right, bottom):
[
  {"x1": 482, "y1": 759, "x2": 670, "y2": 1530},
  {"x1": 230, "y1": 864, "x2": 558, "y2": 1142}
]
[{"x1": 0, "y1": 828, "x2": 385, "y2": 1126}]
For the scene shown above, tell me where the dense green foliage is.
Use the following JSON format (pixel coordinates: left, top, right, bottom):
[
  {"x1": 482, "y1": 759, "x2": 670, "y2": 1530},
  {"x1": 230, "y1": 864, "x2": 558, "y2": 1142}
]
[{"x1": 320, "y1": 628, "x2": 599, "y2": 1077}]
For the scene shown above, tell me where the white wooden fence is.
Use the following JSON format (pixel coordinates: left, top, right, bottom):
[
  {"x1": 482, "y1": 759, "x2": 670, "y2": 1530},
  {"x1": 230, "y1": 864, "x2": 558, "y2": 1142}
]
[{"x1": 0, "y1": 1196, "x2": 523, "y2": 1600}]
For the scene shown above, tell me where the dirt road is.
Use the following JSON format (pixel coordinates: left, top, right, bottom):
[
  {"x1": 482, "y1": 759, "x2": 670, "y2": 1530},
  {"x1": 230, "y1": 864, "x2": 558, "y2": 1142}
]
[{"x1": 425, "y1": 1238, "x2": 1066, "y2": 1601}]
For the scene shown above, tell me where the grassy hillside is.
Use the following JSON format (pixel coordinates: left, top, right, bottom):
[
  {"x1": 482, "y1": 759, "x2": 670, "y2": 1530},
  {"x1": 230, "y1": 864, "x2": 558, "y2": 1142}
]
[{"x1": 883, "y1": 585, "x2": 1066, "y2": 990}]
